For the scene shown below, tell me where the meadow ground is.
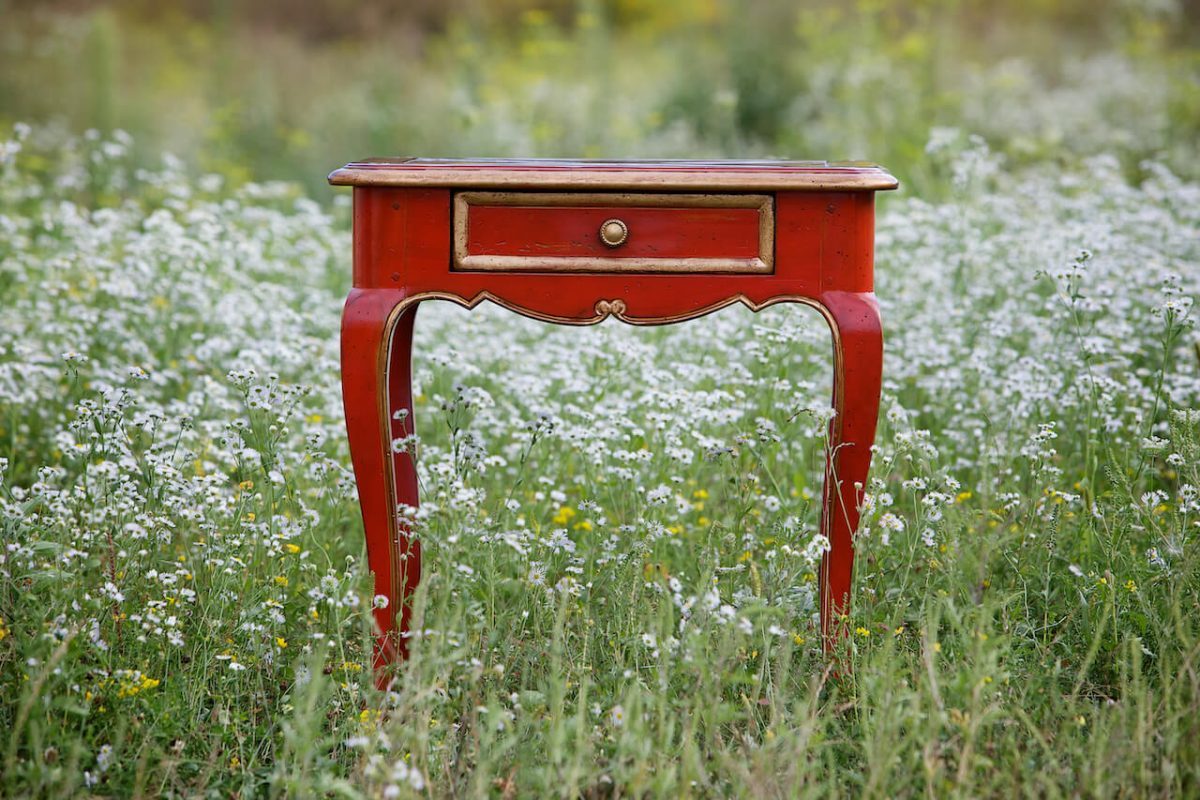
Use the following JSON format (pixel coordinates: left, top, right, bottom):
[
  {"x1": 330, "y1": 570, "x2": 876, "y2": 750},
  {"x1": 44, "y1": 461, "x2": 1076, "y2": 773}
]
[
  {"x1": 2, "y1": 3, "x2": 1200, "y2": 797},
  {"x1": 1, "y1": 125, "x2": 1198, "y2": 798}
]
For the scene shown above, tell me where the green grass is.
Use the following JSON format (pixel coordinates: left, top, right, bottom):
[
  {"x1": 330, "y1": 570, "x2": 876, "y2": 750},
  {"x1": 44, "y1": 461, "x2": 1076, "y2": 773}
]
[
  {"x1": 1, "y1": 3, "x2": 1199, "y2": 795},
  {"x1": 1, "y1": 123, "x2": 1198, "y2": 797}
]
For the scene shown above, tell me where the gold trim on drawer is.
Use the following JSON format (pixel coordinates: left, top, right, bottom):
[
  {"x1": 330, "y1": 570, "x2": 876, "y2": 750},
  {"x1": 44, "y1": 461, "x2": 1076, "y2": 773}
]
[{"x1": 452, "y1": 191, "x2": 775, "y2": 274}]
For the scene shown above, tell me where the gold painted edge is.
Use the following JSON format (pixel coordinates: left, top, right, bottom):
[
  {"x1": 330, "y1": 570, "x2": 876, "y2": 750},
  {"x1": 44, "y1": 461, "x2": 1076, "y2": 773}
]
[
  {"x1": 375, "y1": 305, "x2": 404, "y2": 633},
  {"x1": 457, "y1": 191, "x2": 773, "y2": 208},
  {"x1": 455, "y1": 255, "x2": 772, "y2": 274},
  {"x1": 453, "y1": 191, "x2": 775, "y2": 274},
  {"x1": 331, "y1": 167, "x2": 898, "y2": 191},
  {"x1": 759, "y1": 195, "x2": 775, "y2": 271},
  {"x1": 377, "y1": 288, "x2": 836, "y2": 331}
]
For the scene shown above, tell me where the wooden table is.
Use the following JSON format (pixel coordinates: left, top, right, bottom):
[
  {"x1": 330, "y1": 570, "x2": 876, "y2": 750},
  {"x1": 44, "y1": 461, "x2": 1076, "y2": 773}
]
[{"x1": 329, "y1": 158, "x2": 897, "y2": 686}]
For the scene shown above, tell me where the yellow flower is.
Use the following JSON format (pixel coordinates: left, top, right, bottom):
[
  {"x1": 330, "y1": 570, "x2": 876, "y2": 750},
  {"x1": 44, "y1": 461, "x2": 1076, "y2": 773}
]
[
  {"x1": 552, "y1": 506, "x2": 576, "y2": 525},
  {"x1": 855, "y1": 627, "x2": 871, "y2": 637},
  {"x1": 274, "y1": 575, "x2": 289, "y2": 587},
  {"x1": 792, "y1": 634, "x2": 806, "y2": 646},
  {"x1": 693, "y1": 489, "x2": 709, "y2": 499},
  {"x1": 955, "y1": 491, "x2": 973, "y2": 503},
  {"x1": 275, "y1": 637, "x2": 288, "y2": 649},
  {"x1": 238, "y1": 480, "x2": 254, "y2": 491},
  {"x1": 738, "y1": 551, "x2": 753, "y2": 563},
  {"x1": 1124, "y1": 580, "x2": 1137, "y2": 593},
  {"x1": 285, "y1": 543, "x2": 301, "y2": 554},
  {"x1": 573, "y1": 520, "x2": 593, "y2": 532}
]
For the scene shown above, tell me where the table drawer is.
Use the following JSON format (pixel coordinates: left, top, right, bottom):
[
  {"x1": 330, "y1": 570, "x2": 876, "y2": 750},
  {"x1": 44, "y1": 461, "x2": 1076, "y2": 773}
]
[{"x1": 453, "y1": 191, "x2": 774, "y2": 273}]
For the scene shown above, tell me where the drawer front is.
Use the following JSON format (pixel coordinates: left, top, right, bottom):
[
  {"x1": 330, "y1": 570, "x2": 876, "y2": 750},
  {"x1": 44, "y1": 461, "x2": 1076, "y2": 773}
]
[{"x1": 453, "y1": 192, "x2": 774, "y2": 273}]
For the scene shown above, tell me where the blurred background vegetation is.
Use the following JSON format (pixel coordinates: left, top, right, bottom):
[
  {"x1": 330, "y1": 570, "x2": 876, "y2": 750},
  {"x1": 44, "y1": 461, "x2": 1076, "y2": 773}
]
[{"x1": 1, "y1": 0, "x2": 1197, "y2": 198}]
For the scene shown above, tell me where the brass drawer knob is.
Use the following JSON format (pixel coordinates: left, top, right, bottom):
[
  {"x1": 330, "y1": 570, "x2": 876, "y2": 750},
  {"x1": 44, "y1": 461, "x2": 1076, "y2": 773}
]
[{"x1": 599, "y1": 218, "x2": 628, "y2": 248}]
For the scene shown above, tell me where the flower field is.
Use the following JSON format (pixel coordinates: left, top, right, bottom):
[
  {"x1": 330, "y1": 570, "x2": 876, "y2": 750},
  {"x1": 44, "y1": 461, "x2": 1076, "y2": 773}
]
[{"x1": 1, "y1": 119, "x2": 1198, "y2": 797}]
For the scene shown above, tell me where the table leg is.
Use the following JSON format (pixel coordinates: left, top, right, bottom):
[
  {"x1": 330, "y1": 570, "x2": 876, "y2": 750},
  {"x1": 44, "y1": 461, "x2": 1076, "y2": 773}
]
[
  {"x1": 342, "y1": 290, "x2": 422, "y2": 687},
  {"x1": 816, "y1": 291, "x2": 883, "y2": 648}
]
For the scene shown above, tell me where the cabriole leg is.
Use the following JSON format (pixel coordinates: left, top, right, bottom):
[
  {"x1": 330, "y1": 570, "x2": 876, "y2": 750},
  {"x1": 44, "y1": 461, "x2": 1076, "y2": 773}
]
[
  {"x1": 341, "y1": 290, "x2": 422, "y2": 689},
  {"x1": 816, "y1": 291, "x2": 883, "y2": 649}
]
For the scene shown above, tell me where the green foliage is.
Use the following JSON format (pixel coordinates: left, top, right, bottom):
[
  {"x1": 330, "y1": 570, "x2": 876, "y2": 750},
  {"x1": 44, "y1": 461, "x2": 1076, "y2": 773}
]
[
  {"x1": 0, "y1": 1, "x2": 1197, "y2": 197},
  {"x1": 0, "y1": 2, "x2": 1198, "y2": 795},
  {"x1": 1, "y1": 120, "x2": 1199, "y2": 796}
]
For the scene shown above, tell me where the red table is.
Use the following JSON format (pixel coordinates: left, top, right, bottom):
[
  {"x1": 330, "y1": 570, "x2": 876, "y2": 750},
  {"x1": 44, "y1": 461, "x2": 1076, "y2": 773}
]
[{"x1": 329, "y1": 159, "x2": 897, "y2": 685}]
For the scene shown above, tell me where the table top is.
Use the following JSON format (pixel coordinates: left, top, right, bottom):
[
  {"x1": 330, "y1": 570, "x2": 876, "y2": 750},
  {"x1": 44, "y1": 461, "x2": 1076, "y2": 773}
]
[{"x1": 328, "y1": 158, "x2": 898, "y2": 192}]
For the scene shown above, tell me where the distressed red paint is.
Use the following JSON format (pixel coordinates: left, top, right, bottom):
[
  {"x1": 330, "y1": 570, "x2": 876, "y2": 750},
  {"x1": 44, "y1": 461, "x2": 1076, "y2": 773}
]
[
  {"x1": 330, "y1": 159, "x2": 896, "y2": 688},
  {"x1": 467, "y1": 204, "x2": 761, "y2": 260}
]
